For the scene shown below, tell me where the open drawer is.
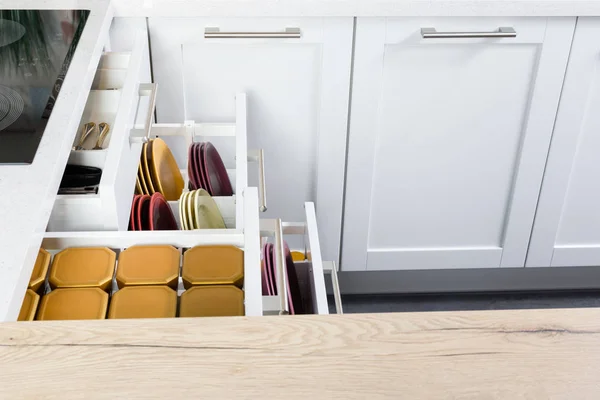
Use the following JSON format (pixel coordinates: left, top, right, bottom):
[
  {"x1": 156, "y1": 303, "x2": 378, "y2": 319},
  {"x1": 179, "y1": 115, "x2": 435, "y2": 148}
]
[
  {"x1": 261, "y1": 203, "x2": 343, "y2": 315},
  {"x1": 14, "y1": 191, "x2": 339, "y2": 320},
  {"x1": 47, "y1": 33, "x2": 153, "y2": 231},
  {"x1": 48, "y1": 90, "x2": 264, "y2": 232}
]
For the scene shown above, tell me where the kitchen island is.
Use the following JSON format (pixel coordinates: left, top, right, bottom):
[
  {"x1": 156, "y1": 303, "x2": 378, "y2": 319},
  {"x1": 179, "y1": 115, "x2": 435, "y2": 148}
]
[{"x1": 1, "y1": 309, "x2": 599, "y2": 398}]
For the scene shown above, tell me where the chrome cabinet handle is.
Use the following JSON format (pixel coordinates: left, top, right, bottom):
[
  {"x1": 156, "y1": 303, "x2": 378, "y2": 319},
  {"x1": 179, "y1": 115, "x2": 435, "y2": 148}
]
[
  {"x1": 421, "y1": 27, "x2": 517, "y2": 39},
  {"x1": 204, "y1": 27, "x2": 301, "y2": 39}
]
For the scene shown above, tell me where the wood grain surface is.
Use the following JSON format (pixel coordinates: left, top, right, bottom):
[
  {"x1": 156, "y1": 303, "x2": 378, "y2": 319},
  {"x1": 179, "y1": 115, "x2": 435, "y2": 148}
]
[{"x1": 1, "y1": 310, "x2": 600, "y2": 399}]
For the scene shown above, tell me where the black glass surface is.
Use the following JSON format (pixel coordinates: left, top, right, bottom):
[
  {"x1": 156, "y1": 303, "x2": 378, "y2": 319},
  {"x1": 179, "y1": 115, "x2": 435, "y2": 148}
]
[{"x1": 0, "y1": 10, "x2": 89, "y2": 164}]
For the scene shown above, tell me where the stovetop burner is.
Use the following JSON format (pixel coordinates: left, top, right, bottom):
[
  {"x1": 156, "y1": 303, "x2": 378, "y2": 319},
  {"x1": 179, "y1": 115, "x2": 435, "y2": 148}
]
[{"x1": 0, "y1": 10, "x2": 89, "y2": 164}]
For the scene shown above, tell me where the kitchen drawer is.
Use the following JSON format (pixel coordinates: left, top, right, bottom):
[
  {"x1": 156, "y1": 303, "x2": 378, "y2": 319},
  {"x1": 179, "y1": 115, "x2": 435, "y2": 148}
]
[
  {"x1": 261, "y1": 203, "x2": 342, "y2": 315},
  {"x1": 48, "y1": 33, "x2": 153, "y2": 231},
  {"x1": 30, "y1": 194, "x2": 340, "y2": 319},
  {"x1": 48, "y1": 89, "x2": 262, "y2": 232}
]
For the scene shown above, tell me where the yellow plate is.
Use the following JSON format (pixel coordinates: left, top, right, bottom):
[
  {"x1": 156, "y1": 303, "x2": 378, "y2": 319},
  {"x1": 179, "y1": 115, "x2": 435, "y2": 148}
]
[
  {"x1": 134, "y1": 171, "x2": 143, "y2": 195},
  {"x1": 141, "y1": 141, "x2": 156, "y2": 194},
  {"x1": 37, "y1": 288, "x2": 109, "y2": 320},
  {"x1": 49, "y1": 247, "x2": 116, "y2": 291},
  {"x1": 179, "y1": 192, "x2": 189, "y2": 230},
  {"x1": 108, "y1": 286, "x2": 177, "y2": 319},
  {"x1": 116, "y1": 245, "x2": 181, "y2": 289},
  {"x1": 194, "y1": 189, "x2": 225, "y2": 229},
  {"x1": 137, "y1": 160, "x2": 150, "y2": 195},
  {"x1": 151, "y1": 138, "x2": 184, "y2": 201},
  {"x1": 291, "y1": 251, "x2": 306, "y2": 262},
  {"x1": 18, "y1": 289, "x2": 40, "y2": 321},
  {"x1": 29, "y1": 248, "x2": 51, "y2": 293}
]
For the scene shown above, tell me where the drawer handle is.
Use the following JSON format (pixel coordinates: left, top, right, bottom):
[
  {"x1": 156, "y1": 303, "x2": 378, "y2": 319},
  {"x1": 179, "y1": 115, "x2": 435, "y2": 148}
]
[
  {"x1": 204, "y1": 27, "x2": 301, "y2": 39},
  {"x1": 421, "y1": 27, "x2": 517, "y2": 39},
  {"x1": 248, "y1": 149, "x2": 268, "y2": 212},
  {"x1": 130, "y1": 83, "x2": 158, "y2": 144}
]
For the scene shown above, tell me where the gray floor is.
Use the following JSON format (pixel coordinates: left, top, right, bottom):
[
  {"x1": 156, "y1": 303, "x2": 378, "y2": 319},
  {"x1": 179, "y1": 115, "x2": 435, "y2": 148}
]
[{"x1": 329, "y1": 291, "x2": 600, "y2": 313}]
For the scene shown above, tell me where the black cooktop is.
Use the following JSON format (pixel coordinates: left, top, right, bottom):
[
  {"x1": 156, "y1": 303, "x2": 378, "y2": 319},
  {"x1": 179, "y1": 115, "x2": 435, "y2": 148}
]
[{"x1": 0, "y1": 10, "x2": 89, "y2": 164}]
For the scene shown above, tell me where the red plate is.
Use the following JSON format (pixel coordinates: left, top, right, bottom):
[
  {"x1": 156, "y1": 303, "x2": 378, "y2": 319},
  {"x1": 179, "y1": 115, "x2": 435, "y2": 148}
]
[
  {"x1": 187, "y1": 143, "x2": 198, "y2": 190},
  {"x1": 149, "y1": 192, "x2": 178, "y2": 230},
  {"x1": 203, "y1": 142, "x2": 233, "y2": 196},
  {"x1": 129, "y1": 195, "x2": 142, "y2": 231},
  {"x1": 137, "y1": 195, "x2": 152, "y2": 231},
  {"x1": 267, "y1": 243, "x2": 278, "y2": 296}
]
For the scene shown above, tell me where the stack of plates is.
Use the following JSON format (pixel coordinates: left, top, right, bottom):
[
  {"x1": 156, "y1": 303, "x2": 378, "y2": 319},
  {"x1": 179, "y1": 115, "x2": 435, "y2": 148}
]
[
  {"x1": 178, "y1": 189, "x2": 226, "y2": 230},
  {"x1": 262, "y1": 242, "x2": 305, "y2": 315},
  {"x1": 188, "y1": 142, "x2": 234, "y2": 196},
  {"x1": 136, "y1": 138, "x2": 184, "y2": 201},
  {"x1": 129, "y1": 192, "x2": 178, "y2": 231}
]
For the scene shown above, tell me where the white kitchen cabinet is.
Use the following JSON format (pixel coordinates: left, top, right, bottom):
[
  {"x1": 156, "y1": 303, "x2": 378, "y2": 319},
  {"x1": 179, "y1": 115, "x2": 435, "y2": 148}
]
[
  {"x1": 147, "y1": 17, "x2": 353, "y2": 264},
  {"x1": 0, "y1": 8, "x2": 340, "y2": 320},
  {"x1": 343, "y1": 17, "x2": 575, "y2": 271},
  {"x1": 527, "y1": 18, "x2": 600, "y2": 268}
]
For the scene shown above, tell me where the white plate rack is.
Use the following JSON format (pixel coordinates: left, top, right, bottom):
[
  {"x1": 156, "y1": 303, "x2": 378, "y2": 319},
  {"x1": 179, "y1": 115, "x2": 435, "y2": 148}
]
[
  {"x1": 132, "y1": 92, "x2": 267, "y2": 230},
  {"x1": 260, "y1": 202, "x2": 342, "y2": 315}
]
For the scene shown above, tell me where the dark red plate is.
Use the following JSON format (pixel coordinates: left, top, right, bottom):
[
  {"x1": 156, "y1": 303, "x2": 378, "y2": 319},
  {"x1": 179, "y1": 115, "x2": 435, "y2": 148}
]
[
  {"x1": 137, "y1": 195, "x2": 151, "y2": 231},
  {"x1": 130, "y1": 195, "x2": 142, "y2": 231},
  {"x1": 261, "y1": 259, "x2": 270, "y2": 296},
  {"x1": 284, "y1": 241, "x2": 304, "y2": 315},
  {"x1": 266, "y1": 243, "x2": 277, "y2": 296},
  {"x1": 187, "y1": 143, "x2": 198, "y2": 190},
  {"x1": 203, "y1": 142, "x2": 233, "y2": 196},
  {"x1": 149, "y1": 192, "x2": 178, "y2": 230},
  {"x1": 197, "y1": 142, "x2": 210, "y2": 192}
]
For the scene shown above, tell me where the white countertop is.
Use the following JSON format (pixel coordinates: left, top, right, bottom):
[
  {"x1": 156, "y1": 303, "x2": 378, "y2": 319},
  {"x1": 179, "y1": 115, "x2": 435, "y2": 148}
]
[{"x1": 113, "y1": 0, "x2": 600, "y2": 17}]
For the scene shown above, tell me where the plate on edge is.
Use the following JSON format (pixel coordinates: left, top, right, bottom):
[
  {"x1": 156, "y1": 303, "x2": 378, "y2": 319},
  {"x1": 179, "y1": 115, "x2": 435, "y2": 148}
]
[
  {"x1": 149, "y1": 192, "x2": 178, "y2": 230},
  {"x1": 193, "y1": 189, "x2": 225, "y2": 229},
  {"x1": 151, "y1": 138, "x2": 184, "y2": 200},
  {"x1": 203, "y1": 142, "x2": 233, "y2": 196}
]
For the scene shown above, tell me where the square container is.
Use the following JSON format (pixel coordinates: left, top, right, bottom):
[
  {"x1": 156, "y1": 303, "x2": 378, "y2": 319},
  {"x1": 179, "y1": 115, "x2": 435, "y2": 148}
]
[
  {"x1": 116, "y1": 245, "x2": 180, "y2": 289},
  {"x1": 49, "y1": 247, "x2": 116, "y2": 291},
  {"x1": 179, "y1": 285, "x2": 244, "y2": 317},
  {"x1": 182, "y1": 245, "x2": 243, "y2": 289},
  {"x1": 37, "y1": 288, "x2": 109, "y2": 320},
  {"x1": 108, "y1": 286, "x2": 177, "y2": 319}
]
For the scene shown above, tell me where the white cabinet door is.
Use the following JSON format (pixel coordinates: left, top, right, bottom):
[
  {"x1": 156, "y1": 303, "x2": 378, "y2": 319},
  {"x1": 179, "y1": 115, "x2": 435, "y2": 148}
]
[
  {"x1": 343, "y1": 17, "x2": 575, "y2": 271},
  {"x1": 527, "y1": 18, "x2": 600, "y2": 268},
  {"x1": 148, "y1": 18, "x2": 353, "y2": 263}
]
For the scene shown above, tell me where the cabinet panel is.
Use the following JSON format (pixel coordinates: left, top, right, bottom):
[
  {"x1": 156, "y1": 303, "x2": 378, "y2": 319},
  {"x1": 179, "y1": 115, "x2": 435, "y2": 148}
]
[
  {"x1": 148, "y1": 17, "x2": 353, "y2": 264},
  {"x1": 528, "y1": 18, "x2": 600, "y2": 267},
  {"x1": 343, "y1": 17, "x2": 575, "y2": 271}
]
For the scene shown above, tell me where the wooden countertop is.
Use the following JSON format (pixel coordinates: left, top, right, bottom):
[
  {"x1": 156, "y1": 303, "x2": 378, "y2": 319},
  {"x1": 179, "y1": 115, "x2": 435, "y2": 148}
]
[{"x1": 1, "y1": 309, "x2": 600, "y2": 399}]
